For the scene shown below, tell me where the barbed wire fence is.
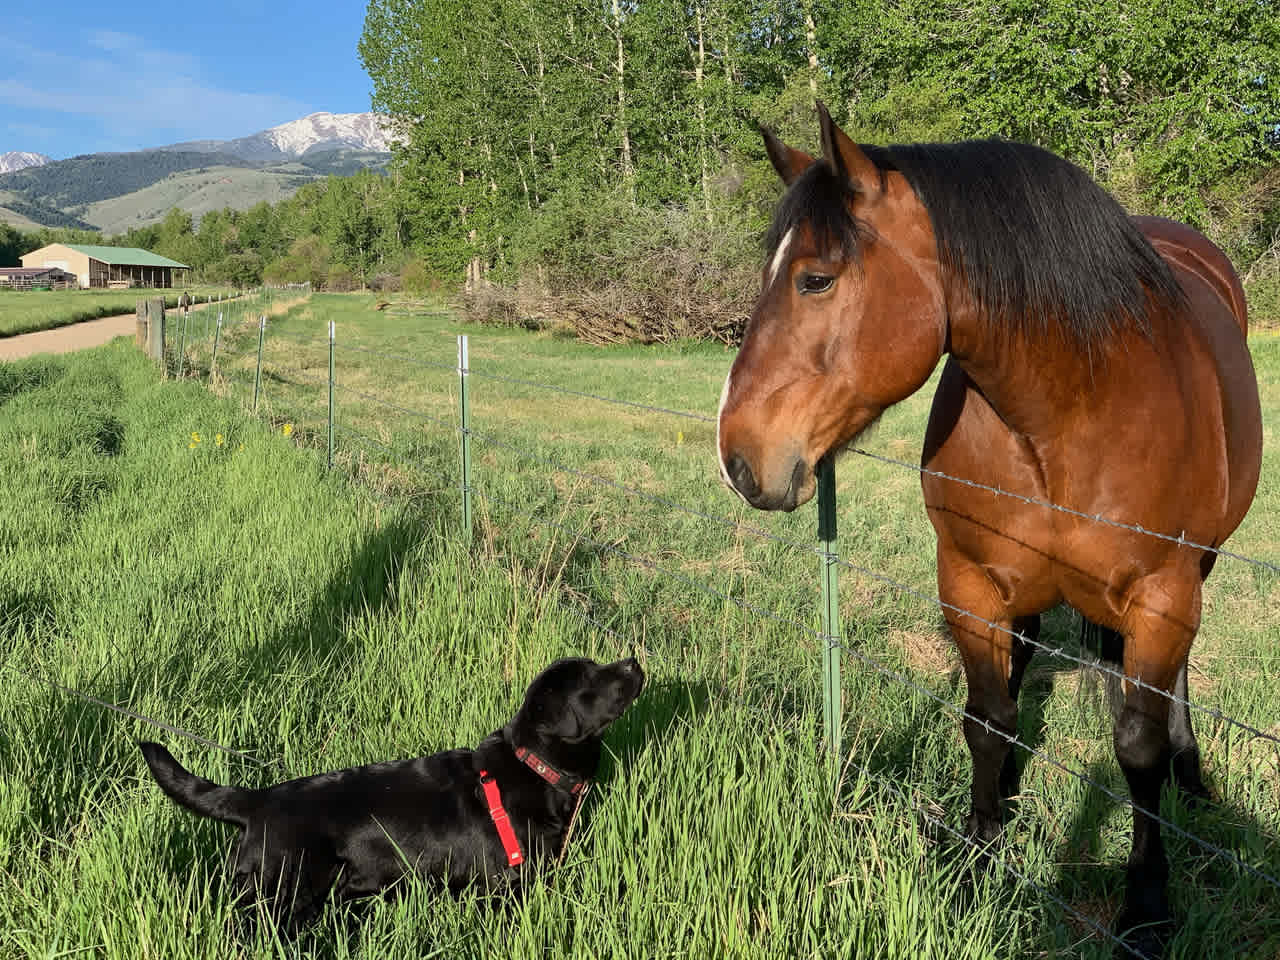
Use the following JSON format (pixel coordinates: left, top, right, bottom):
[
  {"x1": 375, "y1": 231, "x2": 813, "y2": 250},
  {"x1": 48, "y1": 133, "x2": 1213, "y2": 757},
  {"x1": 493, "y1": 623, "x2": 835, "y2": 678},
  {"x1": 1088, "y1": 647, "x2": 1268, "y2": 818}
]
[{"x1": 24, "y1": 297, "x2": 1278, "y2": 955}]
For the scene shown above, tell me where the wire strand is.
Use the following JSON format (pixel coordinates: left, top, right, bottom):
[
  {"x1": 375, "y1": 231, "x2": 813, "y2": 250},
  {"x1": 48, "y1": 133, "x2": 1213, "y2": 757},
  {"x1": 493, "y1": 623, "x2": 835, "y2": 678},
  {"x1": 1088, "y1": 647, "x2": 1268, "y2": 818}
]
[
  {"x1": 471, "y1": 481, "x2": 1280, "y2": 891},
  {"x1": 850, "y1": 447, "x2": 1280, "y2": 575},
  {"x1": 4, "y1": 663, "x2": 264, "y2": 765},
  {"x1": 464, "y1": 366, "x2": 717, "y2": 423}
]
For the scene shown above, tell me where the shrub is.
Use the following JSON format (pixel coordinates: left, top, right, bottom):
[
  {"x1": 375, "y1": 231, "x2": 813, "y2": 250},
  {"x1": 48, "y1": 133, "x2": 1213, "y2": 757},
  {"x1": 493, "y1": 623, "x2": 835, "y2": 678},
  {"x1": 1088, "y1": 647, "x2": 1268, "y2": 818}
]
[
  {"x1": 470, "y1": 187, "x2": 759, "y2": 344},
  {"x1": 400, "y1": 259, "x2": 436, "y2": 295},
  {"x1": 327, "y1": 264, "x2": 357, "y2": 292}
]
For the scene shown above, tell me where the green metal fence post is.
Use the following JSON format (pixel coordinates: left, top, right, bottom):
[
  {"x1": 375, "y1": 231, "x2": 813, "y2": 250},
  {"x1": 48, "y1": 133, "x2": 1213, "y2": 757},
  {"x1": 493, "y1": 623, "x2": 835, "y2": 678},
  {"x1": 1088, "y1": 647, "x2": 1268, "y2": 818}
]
[
  {"x1": 817, "y1": 456, "x2": 842, "y2": 772},
  {"x1": 252, "y1": 315, "x2": 266, "y2": 413},
  {"x1": 209, "y1": 312, "x2": 222, "y2": 382},
  {"x1": 457, "y1": 334, "x2": 472, "y2": 543},
  {"x1": 327, "y1": 320, "x2": 335, "y2": 470}
]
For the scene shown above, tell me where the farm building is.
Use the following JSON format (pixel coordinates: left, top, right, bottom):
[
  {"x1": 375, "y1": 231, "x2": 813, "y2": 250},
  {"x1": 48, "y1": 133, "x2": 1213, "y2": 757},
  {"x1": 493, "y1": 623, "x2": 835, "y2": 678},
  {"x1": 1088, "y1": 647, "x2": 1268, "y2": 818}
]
[
  {"x1": 0, "y1": 266, "x2": 79, "y2": 290},
  {"x1": 19, "y1": 243, "x2": 190, "y2": 289}
]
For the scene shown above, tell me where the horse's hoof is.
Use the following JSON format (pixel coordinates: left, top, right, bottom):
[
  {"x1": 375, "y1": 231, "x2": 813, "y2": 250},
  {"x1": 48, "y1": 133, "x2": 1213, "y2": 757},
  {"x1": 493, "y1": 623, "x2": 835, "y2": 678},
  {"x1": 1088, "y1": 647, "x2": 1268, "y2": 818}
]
[
  {"x1": 1115, "y1": 910, "x2": 1173, "y2": 959},
  {"x1": 1173, "y1": 774, "x2": 1213, "y2": 809},
  {"x1": 964, "y1": 811, "x2": 1003, "y2": 847}
]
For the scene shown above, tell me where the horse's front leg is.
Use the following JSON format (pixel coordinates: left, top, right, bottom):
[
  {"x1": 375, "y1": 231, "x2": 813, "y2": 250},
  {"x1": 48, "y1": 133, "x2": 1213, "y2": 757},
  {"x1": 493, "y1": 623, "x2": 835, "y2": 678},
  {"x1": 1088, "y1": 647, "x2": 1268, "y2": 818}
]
[
  {"x1": 938, "y1": 550, "x2": 1024, "y2": 845},
  {"x1": 999, "y1": 615, "x2": 1038, "y2": 800}
]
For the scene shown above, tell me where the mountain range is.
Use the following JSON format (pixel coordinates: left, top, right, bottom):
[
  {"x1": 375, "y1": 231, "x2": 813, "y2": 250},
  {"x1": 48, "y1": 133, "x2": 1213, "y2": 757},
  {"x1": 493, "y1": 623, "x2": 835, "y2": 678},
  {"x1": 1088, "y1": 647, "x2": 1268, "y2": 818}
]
[
  {"x1": 0, "y1": 152, "x2": 51, "y2": 175},
  {"x1": 0, "y1": 113, "x2": 394, "y2": 235}
]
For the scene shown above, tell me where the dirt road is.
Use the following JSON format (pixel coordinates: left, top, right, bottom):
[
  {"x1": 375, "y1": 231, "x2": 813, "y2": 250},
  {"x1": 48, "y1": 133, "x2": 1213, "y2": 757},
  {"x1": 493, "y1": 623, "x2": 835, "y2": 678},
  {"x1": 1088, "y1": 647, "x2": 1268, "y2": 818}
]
[{"x1": 0, "y1": 302, "x2": 219, "y2": 362}]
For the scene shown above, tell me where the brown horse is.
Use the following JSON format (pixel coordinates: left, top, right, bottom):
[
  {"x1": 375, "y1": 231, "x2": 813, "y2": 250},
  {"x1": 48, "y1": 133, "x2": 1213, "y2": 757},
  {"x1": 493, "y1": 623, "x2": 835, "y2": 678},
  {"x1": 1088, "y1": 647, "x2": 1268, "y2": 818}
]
[{"x1": 717, "y1": 104, "x2": 1262, "y2": 956}]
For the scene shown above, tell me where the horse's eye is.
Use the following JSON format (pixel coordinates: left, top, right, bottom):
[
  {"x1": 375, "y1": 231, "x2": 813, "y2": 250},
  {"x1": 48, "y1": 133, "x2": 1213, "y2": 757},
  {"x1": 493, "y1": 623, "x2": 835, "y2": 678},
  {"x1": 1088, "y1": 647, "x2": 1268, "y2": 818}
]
[{"x1": 798, "y1": 273, "x2": 834, "y2": 295}]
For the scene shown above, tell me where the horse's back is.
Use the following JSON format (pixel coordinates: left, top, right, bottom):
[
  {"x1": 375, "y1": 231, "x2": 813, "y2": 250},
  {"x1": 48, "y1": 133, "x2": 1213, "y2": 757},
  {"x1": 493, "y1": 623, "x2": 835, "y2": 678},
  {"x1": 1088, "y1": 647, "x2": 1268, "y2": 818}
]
[
  {"x1": 1135, "y1": 216, "x2": 1247, "y2": 335},
  {"x1": 1136, "y1": 215, "x2": 1261, "y2": 541}
]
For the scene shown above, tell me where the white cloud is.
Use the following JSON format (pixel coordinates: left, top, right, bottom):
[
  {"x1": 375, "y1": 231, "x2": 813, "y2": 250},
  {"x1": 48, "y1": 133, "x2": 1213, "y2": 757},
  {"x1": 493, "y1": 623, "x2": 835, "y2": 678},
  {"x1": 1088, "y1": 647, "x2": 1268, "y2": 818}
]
[
  {"x1": 86, "y1": 29, "x2": 139, "y2": 54},
  {"x1": 0, "y1": 30, "x2": 308, "y2": 146}
]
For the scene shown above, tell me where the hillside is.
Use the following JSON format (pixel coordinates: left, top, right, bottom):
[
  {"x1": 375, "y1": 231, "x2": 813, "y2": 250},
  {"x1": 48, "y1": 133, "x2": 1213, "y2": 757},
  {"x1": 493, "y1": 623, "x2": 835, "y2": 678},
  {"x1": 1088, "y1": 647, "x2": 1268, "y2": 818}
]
[
  {"x1": 0, "y1": 151, "x2": 250, "y2": 210},
  {"x1": 0, "y1": 113, "x2": 391, "y2": 234},
  {"x1": 83, "y1": 165, "x2": 311, "y2": 236}
]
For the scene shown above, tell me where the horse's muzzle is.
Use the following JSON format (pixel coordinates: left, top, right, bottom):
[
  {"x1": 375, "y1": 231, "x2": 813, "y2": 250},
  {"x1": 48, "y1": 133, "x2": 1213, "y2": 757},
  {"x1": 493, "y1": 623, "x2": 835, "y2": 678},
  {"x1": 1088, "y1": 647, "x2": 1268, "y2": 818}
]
[{"x1": 725, "y1": 452, "x2": 810, "y2": 512}]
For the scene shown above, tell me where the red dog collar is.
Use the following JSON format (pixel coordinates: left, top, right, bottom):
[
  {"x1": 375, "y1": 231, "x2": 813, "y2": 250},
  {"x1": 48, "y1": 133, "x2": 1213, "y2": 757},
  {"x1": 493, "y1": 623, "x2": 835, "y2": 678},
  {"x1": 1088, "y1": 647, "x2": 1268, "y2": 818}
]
[
  {"x1": 479, "y1": 771, "x2": 524, "y2": 867},
  {"x1": 514, "y1": 746, "x2": 587, "y2": 795}
]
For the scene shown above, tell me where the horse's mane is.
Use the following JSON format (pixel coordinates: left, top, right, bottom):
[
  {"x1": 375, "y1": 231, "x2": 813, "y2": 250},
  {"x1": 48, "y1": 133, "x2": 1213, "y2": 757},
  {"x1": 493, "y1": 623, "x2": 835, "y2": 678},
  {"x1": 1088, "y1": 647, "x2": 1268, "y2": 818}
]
[{"x1": 766, "y1": 140, "x2": 1185, "y2": 346}]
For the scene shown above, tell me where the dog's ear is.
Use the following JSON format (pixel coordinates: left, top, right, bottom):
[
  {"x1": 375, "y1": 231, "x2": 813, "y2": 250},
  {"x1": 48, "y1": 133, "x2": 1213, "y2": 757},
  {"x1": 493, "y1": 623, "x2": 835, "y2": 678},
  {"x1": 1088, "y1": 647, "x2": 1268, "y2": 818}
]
[{"x1": 537, "y1": 700, "x2": 595, "y2": 743}]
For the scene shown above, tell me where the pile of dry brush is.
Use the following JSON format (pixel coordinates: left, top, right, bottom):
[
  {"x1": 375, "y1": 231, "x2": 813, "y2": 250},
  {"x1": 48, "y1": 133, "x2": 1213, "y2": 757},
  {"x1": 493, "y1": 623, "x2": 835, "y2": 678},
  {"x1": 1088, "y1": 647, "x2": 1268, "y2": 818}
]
[{"x1": 464, "y1": 199, "x2": 761, "y2": 345}]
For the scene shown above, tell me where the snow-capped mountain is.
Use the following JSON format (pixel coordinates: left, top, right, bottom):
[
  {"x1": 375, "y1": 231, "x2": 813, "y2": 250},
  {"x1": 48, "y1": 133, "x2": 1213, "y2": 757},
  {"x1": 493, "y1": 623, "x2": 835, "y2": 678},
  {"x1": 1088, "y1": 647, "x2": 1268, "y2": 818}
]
[
  {"x1": 162, "y1": 113, "x2": 396, "y2": 164},
  {"x1": 263, "y1": 113, "x2": 394, "y2": 156},
  {"x1": 0, "y1": 152, "x2": 52, "y2": 174}
]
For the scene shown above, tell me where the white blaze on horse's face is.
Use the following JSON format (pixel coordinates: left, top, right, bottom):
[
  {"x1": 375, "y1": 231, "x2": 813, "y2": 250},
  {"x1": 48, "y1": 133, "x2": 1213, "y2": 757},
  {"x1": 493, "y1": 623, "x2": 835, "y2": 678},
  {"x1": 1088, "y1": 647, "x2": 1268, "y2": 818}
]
[
  {"x1": 716, "y1": 368, "x2": 748, "y2": 503},
  {"x1": 766, "y1": 227, "x2": 795, "y2": 291}
]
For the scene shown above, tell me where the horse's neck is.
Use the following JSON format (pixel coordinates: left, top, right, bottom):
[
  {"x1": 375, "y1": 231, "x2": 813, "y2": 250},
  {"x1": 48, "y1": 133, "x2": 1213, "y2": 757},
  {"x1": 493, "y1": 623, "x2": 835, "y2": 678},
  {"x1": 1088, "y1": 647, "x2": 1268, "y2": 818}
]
[{"x1": 946, "y1": 307, "x2": 1104, "y2": 440}]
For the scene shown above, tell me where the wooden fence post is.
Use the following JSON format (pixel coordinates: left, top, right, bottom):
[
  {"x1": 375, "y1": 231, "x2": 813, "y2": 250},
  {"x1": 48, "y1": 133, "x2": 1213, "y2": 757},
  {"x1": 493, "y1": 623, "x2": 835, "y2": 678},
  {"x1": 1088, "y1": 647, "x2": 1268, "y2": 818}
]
[{"x1": 143, "y1": 298, "x2": 166, "y2": 365}]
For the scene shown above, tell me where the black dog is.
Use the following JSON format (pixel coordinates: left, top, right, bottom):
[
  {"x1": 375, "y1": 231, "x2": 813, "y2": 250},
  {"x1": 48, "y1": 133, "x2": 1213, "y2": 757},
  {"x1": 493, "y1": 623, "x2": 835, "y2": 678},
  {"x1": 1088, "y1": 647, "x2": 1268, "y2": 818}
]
[{"x1": 140, "y1": 656, "x2": 643, "y2": 927}]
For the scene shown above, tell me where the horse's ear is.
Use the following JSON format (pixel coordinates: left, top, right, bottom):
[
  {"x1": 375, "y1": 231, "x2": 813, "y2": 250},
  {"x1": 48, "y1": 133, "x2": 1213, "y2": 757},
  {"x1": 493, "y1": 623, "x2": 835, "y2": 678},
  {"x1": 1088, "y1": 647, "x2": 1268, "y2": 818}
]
[
  {"x1": 816, "y1": 101, "x2": 879, "y2": 196},
  {"x1": 759, "y1": 123, "x2": 814, "y2": 186}
]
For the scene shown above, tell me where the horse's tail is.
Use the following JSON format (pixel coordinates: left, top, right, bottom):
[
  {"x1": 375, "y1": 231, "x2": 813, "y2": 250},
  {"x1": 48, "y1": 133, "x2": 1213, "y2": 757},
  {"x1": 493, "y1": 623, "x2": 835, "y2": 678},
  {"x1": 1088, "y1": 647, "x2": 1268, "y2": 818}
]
[
  {"x1": 139, "y1": 742, "x2": 254, "y2": 827},
  {"x1": 1079, "y1": 619, "x2": 1126, "y2": 723}
]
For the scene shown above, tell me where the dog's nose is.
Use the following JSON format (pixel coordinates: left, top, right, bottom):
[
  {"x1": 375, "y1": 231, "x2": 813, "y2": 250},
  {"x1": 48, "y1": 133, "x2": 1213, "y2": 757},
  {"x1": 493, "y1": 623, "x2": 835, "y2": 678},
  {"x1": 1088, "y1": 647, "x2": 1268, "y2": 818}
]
[{"x1": 621, "y1": 657, "x2": 641, "y2": 673}]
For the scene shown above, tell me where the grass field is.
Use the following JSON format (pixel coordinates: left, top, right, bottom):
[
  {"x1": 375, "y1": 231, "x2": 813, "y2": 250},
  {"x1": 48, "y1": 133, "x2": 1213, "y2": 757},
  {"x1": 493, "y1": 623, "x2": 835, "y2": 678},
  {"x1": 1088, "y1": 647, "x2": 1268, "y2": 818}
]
[
  {"x1": 1, "y1": 296, "x2": 1277, "y2": 958},
  {"x1": 0, "y1": 288, "x2": 240, "y2": 339}
]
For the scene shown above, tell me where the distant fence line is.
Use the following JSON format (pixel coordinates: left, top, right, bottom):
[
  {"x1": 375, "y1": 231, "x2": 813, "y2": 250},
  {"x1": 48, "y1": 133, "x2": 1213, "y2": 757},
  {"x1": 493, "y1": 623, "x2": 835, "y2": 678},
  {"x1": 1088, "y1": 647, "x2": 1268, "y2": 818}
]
[{"x1": 28, "y1": 297, "x2": 1276, "y2": 957}]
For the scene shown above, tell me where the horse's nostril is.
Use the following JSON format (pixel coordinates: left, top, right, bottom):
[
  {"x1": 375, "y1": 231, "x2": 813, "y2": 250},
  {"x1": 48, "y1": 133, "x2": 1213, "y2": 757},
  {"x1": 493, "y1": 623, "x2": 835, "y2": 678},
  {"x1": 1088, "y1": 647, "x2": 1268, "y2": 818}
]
[
  {"x1": 783, "y1": 458, "x2": 808, "y2": 510},
  {"x1": 726, "y1": 454, "x2": 759, "y2": 499}
]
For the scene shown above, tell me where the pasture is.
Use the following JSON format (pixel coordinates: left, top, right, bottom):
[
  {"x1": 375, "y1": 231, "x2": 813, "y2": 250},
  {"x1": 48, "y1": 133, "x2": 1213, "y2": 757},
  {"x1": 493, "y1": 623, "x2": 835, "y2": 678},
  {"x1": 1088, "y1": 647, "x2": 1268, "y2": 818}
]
[
  {"x1": 0, "y1": 288, "x2": 234, "y2": 339},
  {"x1": 0, "y1": 295, "x2": 1276, "y2": 958}
]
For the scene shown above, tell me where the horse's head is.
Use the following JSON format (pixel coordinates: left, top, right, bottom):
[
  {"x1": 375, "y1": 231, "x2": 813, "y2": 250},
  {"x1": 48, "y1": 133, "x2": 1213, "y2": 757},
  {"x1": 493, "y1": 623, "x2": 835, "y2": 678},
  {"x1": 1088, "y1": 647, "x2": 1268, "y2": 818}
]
[{"x1": 717, "y1": 105, "x2": 947, "y2": 510}]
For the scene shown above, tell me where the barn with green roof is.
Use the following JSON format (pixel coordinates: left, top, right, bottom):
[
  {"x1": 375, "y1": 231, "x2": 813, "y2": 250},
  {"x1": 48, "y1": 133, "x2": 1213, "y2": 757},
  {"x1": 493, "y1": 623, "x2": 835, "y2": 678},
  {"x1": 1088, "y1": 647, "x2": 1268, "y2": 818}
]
[{"x1": 19, "y1": 243, "x2": 190, "y2": 289}]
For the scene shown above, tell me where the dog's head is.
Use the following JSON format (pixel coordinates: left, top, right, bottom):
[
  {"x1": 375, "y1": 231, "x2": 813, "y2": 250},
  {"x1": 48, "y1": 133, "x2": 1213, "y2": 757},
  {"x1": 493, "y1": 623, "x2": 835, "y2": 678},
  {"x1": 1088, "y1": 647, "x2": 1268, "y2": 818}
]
[{"x1": 512, "y1": 656, "x2": 644, "y2": 748}]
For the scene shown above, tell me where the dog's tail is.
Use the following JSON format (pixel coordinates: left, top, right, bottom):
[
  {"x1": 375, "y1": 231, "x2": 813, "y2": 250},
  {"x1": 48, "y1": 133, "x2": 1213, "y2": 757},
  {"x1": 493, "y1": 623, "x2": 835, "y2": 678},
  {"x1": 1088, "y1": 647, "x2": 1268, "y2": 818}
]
[{"x1": 138, "y1": 741, "x2": 255, "y2": 827}]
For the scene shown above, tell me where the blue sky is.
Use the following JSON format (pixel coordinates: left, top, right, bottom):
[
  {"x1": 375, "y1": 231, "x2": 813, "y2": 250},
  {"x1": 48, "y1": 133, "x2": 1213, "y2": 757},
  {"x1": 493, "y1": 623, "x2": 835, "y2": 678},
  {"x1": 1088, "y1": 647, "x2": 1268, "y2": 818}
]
[{"x1": 1, "y1": 2, "x2": 375, "y2": 159}]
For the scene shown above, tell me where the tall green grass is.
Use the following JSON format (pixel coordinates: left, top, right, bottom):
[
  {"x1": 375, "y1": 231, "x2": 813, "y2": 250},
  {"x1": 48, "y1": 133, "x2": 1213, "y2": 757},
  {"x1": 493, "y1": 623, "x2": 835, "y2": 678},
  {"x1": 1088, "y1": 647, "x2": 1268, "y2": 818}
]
[{"x1": 1, "y1": 302, "x2": 1277, "y2": 958}]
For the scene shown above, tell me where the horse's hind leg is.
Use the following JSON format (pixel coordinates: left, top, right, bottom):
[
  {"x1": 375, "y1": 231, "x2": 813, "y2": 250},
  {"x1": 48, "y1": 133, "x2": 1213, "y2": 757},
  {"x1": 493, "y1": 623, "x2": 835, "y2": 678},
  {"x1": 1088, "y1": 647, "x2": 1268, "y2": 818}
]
[
  {"x1": 1092, "y1": 619, "x2": 1206, "y2": 802},
  {"x1": 1111, "y1": 574, "x2": 1200, "y2": 957}
]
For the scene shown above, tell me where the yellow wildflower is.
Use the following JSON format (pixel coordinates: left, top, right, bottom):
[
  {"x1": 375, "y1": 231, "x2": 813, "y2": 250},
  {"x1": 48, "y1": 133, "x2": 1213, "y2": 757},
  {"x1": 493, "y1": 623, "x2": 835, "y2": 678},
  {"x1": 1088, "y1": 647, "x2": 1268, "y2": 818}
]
[
  {"x1": 188, "y1": 441, "x2": 197, "y2": 449},
  {"x1": 215, "y1": 434, "x2": 225, "y2": 446},
  {"x1": 191, "y1": 431, "x2": 201, "y2": 443},
  {"x1": 282, "y1": 423, "x2": 294, "y2": 437},
  {"x1": 677, "y1": 431, "x2": 684, "y2": 446}
]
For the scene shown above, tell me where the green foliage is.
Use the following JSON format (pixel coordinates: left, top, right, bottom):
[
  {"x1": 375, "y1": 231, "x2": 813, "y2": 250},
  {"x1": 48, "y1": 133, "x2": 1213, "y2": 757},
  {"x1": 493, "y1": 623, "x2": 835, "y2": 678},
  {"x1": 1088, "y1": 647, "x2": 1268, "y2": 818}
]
[
  {"x1": 206, "y1": 252, "x2": 263, "y2": 288},
  {"x1": 398, "y1": 258, "x2": 433, "y2": 294},
  {"x1": 358, "y1": 0, "x2": 1280, "y2": 307}
]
